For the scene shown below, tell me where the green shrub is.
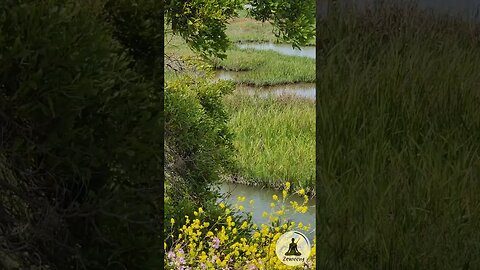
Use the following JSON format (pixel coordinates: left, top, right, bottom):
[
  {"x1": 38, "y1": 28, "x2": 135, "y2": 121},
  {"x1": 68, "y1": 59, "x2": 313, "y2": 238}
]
[{"x1": 164, "y1": 75, "x2": 235, "y2": 224}]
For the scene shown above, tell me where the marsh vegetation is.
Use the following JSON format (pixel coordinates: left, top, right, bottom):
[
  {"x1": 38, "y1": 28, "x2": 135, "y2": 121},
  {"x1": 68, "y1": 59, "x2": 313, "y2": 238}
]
[{"x1": 318, "y1": 4, "x2": 480, "y2": 269}]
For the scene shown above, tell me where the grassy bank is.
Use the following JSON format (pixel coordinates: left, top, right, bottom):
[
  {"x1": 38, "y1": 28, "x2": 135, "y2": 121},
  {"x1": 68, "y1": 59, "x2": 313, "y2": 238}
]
[
  {"x1": 214, "y1": 48, "x2": 315, "y2": 86},
  {"x1": 318, "y1": 6, "x2": 480, "y2": 269},
  {"x1": 225, "y1": 93, "x2": 315, "y2": 193}
]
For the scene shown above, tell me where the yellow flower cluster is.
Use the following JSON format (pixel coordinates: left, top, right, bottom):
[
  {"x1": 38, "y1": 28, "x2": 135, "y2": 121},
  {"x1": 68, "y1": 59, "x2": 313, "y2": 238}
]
[{"x1": 165, "y1": 182, "x2": 316, "y2": 269}]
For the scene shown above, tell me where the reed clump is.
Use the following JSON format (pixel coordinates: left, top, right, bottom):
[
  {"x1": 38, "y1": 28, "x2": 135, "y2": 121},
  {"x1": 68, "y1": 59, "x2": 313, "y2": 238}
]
[{"x1": 225, "y1": 93, "x2": 315, "y2": 193}]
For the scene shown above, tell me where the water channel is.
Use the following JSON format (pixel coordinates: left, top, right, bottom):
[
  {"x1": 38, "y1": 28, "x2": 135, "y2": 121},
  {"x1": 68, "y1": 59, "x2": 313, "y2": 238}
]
[
  {"x1": 219, "y1": 182, "x2": 316, "y2": 242},
  {"x1": 216, "y1": 70, "x2": 315, "y2": 100},
  {"x1": 237, "y1": 43, "x2": 316, "y2": 59},
  {"x1": 240, "y1": 84, "x2": 316, "y2": 100}
]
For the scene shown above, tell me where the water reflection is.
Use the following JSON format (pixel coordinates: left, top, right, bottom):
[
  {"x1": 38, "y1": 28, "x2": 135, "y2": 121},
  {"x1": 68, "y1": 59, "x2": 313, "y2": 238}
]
[
  {"x1": 215, "y1": 70, "x2": 238, "y2": 81},
  {"x1": 237, "y1": 43, "x2": 316, "y2": 59},
  {"x1": 218, "y1": 182, "x2": 315, "y2": 241},
  {"x1": 215, "y1": 71, "x2": 315, "y2": 99},
  {"x1": 240, "y1": 84, "x2": 316, "y2": 100}
]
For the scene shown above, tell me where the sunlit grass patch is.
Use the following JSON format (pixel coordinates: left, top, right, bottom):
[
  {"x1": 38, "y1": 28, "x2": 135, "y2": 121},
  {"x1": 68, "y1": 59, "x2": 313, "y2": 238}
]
[
  {"x1": 224, "y1": 93, "x2": 315, "y2": 193},
  {"x1": 215, "y1": 48, "x2": 315, "y2": 86}
]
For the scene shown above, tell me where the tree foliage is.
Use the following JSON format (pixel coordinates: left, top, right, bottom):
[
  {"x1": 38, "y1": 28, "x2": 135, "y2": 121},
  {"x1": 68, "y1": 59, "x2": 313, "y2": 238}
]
[
  {"x1": 165, "y1": 0, "x2": 242, "y2": 59},
  {"x1": 248, "y1": 0, "x2": 316, "y2": 48},
  {"x1": 165, "y1": 0, "x2": 315, "y2": 58}
]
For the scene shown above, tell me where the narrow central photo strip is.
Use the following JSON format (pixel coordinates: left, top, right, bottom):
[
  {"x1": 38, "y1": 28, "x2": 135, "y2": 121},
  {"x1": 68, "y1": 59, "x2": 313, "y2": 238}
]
[{"x1": 164, "y1": 1, "x2": 316, "y2": 268}]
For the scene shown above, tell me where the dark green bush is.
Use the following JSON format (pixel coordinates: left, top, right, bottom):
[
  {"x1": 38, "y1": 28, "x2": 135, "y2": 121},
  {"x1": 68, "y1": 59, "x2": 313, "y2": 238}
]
[
  {"x1": 0, "y1": 1, "x2": 161, "y2": 269},
  {"x1": 164, "y1": 75, "x2": 235, "y2": 223},
  {"x1": 102, "y1": 0, "x2": 164, "y2": 77}
]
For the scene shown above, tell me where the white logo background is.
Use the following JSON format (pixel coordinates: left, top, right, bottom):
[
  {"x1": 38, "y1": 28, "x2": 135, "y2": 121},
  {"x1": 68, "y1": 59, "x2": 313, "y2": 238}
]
[{"x1": 275, "y1": 230, "x2": 311, "y2": 266}]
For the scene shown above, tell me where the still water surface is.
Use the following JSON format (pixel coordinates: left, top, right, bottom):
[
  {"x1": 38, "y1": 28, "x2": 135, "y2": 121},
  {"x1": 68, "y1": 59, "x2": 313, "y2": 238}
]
[
  {"x1": 239, "y1": 84, "x2": 315, "y2": 100},
  {"x1": 216, "y1": 71, "x2": 315, "y2": 100},
  {"x1": 237, "y1": 43, "x2": 316, "y2": 59},
  {"x1": 219, "y1": 182, "x2": 315, "y2": 241}
]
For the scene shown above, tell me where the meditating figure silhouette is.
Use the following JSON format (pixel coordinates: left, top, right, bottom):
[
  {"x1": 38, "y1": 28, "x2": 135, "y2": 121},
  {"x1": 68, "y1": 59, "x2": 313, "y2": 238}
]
[{"x1": 284, "y1": 238, "x2": 302, "y2": 256}]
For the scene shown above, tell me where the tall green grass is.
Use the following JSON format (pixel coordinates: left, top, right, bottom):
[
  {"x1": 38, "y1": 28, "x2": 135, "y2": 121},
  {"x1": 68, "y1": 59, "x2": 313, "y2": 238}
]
[
  {"x1": 318, "y1": 6, "x2": 480, "y2": 269},
  {"x1": 224, "y1": 93, "x2": 315, "y2": 193}
]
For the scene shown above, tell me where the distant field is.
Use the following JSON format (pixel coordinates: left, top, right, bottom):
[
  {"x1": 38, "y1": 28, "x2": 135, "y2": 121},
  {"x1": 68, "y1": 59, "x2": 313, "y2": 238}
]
[{"x1": 226, "y1": 13, "x2": 315, "y2": 45}]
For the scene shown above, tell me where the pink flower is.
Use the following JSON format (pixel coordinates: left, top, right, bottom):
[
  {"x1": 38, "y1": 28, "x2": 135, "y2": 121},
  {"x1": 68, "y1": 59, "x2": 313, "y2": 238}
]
[
  {"x1": 167, "y1": 250, "x2": 175, "y2": 260},
  {"x1": 176, "y1": 255, "x2": 186, "y2": 265},
  {"x1": 212, "y1": 237, "x2": 220, "y2": 249}
]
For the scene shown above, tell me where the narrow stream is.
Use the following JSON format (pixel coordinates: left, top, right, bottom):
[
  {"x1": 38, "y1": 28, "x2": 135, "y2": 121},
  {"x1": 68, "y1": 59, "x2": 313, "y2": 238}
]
[
  {"x1": 239, "y1": 84, "x2": 315, "y2": 100},
  {"x1": 237, "y1": 43, "x2": 315, "y2": 59},
  {"x1": 215, "y1": 70, "x2": 316, "y2": 100},
  {"x1": 219, "y1": 182, "x2": 315, "y2": 241}
]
